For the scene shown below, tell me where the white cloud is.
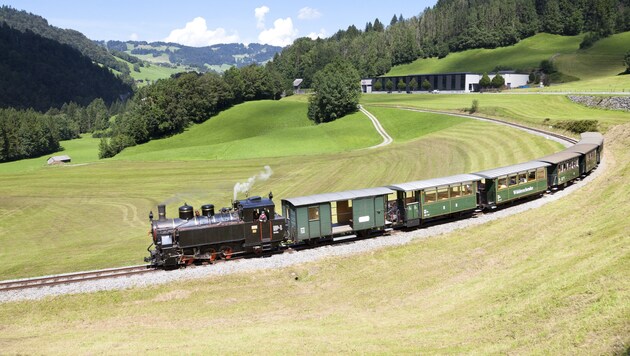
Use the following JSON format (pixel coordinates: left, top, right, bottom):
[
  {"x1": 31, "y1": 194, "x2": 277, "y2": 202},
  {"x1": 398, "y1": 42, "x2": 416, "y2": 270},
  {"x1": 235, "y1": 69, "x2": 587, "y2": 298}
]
[
  {"x1": 258, "y1": 17, "x2": 298, "y2": 46},
  {"x1": 129, "y1": 33, "x2": 139, "y2": 41},
  {"x1": 298, "y1": 7, "x2": 321, "y2": 20},
  {"x1": 164, "y1": 17, "x2": 239, "y2": 47},
  {"x1": 307, "y1": 29, "x2": 327, "y2": 40},
  {"x1": 255, "y1": 6, "x2": 270, "y2": 29}
]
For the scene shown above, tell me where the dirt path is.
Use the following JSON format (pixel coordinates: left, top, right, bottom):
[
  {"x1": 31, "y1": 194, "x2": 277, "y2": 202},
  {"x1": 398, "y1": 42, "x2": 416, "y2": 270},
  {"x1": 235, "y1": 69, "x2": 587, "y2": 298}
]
[{"x1": 359, "y1": 105, "x2": 393, "y2": 149}]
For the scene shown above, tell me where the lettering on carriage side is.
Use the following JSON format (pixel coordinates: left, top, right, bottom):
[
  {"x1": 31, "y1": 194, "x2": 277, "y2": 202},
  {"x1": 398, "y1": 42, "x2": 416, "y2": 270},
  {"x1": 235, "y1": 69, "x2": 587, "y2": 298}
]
[
  {"x1": 300, "y1": 227, "x2": 306, "y2": 234},
  {"x1": 513, "y1": 186, "x2": 534, "y2": 195},
  {"x1": 423, "y1": 209, "x2": 430, "y2": 217},
  {"x1": 358, "y1": 216, "x2": 370, "y2": 223},
  {"x1": 273, "y1": 225, "x2": 283, "y2": 234}
]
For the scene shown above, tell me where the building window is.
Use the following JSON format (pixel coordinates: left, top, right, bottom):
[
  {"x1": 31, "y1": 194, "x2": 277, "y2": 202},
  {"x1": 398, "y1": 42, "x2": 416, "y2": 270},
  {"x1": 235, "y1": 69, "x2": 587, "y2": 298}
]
[{"x1": 308, "y1": 206, "x2": 320, "y2": 221}]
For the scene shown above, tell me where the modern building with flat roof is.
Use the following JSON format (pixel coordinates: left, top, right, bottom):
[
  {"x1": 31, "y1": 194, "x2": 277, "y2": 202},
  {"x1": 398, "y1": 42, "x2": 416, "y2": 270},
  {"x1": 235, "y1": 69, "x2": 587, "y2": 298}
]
[{"x1": 367, "y1": 72, "x2": 529, "y2": 93}]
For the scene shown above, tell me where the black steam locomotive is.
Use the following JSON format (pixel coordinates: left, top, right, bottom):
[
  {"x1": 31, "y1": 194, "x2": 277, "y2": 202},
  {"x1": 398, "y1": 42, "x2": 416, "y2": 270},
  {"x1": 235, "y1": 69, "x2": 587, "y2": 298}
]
[{"x1": 146, "y1": 193, "x2": 286, "y2": 268}]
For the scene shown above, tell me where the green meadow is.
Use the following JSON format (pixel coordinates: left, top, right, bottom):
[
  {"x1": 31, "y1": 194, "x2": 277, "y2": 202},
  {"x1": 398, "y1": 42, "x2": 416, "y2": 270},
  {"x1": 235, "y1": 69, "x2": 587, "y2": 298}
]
[
  {"x1": 0, "y1": 100, "x2": 628, "y2": 354},
  {"x1": 0, "y1": 97, "x2": 567, "y2": 279}
]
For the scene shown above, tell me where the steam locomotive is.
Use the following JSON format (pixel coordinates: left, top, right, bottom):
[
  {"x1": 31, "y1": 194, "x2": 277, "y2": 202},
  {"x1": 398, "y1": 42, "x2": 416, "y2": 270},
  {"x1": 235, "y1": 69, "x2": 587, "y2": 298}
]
[{"x1": 145, "y1": 132, "x2": 604, "y2": 269}]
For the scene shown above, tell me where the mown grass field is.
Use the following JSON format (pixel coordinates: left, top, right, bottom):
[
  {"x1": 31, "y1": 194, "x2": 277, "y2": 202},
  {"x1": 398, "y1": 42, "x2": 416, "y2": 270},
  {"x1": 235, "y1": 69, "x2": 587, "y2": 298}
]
[
  {"x1": 361, "y1": 93, "x2": 630, "y2": 132},
  {"x1": 0, "y1": 119, "x2": 627, "y2": 354},
  {"x1": 0, "y1": 97, "x2": 566, "y2": 280}
]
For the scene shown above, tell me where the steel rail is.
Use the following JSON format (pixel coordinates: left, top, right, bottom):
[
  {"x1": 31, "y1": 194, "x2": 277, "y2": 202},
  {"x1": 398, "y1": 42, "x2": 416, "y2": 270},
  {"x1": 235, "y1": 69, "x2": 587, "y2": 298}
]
[{"x1": 0, "y1": 265, "x2": 154, "y2": 292}]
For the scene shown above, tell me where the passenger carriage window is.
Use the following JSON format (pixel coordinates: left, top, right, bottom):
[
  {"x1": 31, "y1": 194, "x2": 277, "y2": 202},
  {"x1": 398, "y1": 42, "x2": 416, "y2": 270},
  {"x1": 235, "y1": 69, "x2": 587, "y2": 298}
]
[
  {"x1": 405, "y1": 191, "x2": 417, "y2": 205},
  {"x1": 437, "y1": 187, "x2": 449, "y2": 200},
  {"x1": 498, "y1": 177, "x2": 508, "y2": 190},
  {"x1": 518, "y1": 173, "x2": 527, "y2": 184},
  {"x1": 537, "y1": 168, "x2": 546, "y2": 180},
  {"x1": 308, "y1": 206, "x2": 320, "y2": 221},
  {"x1": 462, "y1": 183, "x2": 473, "y2": 196},
  {"x1": 528, "y1": 170, "x2": 536, "y2": 182},
  {"x1": 450, "y1": 185, "x2": 461, "y2": 198},
  {"x1": 509, "y1": 174, "x2": 517, "y2": 186},
  {"x1": 424, "y1": 189, "x2": 437, "y2": 203}
]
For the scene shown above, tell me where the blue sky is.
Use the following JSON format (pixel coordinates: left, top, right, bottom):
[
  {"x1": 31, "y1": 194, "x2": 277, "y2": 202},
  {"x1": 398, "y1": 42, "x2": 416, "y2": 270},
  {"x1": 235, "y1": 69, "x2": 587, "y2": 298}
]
[{"x1": 3, "y1": 1, "x2": 437, "y2": 46}]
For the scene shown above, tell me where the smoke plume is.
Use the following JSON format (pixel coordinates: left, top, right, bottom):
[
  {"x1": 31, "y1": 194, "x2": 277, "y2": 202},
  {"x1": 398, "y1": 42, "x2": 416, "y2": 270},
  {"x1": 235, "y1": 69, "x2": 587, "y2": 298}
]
[{"x1": 233, "y1": 165, "x2": 273, "y2": 201}]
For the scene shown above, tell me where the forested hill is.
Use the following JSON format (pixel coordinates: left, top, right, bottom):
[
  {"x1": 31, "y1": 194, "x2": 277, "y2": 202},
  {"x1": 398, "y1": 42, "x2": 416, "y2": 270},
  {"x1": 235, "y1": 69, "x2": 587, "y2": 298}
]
[
  {"x1": 272, "y1": 0, "x2": 630, "y2": 86},
  {"x1": 0, "y1": 23, "x2": 132, "y2": 111},
  {"x1": 0, "y1": 6, "x2": 130, "y2": 76}
]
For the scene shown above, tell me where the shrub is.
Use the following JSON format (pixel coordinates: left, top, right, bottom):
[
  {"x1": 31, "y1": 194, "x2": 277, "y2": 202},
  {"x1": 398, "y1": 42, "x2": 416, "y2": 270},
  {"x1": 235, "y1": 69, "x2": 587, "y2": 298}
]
[{"x1": 555, "y1": 120, "x2": 599, "y2": 133}]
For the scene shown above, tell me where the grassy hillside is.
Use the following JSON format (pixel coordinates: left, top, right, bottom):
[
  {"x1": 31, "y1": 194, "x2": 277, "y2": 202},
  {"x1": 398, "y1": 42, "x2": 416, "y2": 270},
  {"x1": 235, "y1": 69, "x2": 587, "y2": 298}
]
[
  {"x1": 387, "y1": 33, "x2": 583, "y2": 76},
  {"x1": 0, "y1": 123, "x2": 627, "y2": 354},
  {"x1": 116, "y1": 100, "x2": 381, "y2": 161},
  {"x1": 0, "y1": 97, "x2": 565, "y2": 279},
  {"x1": 387, "y1": 31, "x2": 630, "y2": 92},
  {"x1": 555, "y1": 32, "x2": 630, "y2": 80}
]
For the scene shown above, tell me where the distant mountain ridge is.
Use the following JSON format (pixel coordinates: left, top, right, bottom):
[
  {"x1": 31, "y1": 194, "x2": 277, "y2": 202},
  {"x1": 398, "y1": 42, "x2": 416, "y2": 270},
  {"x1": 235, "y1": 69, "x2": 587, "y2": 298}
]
[{"x1": 104, "y1": 40, "x2": 283, "y2": 72}]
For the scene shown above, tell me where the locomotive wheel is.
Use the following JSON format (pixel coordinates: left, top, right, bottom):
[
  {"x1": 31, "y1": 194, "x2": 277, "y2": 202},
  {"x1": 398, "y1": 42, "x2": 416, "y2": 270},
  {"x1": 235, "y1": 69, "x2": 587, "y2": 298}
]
[
  {"x1": 209, "y1": 249, "x2": 217, "y2": 262},
  {"x1": 221, "y1": 246, "x2": 233, "y2": 260}
]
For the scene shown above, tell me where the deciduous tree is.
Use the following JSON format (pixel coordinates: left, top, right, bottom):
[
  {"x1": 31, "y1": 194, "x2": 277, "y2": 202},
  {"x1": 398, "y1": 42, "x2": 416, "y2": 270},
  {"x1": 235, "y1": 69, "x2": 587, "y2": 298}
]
[{"x1": 307, "y1": 60, "x2": 361, "y2": 124}]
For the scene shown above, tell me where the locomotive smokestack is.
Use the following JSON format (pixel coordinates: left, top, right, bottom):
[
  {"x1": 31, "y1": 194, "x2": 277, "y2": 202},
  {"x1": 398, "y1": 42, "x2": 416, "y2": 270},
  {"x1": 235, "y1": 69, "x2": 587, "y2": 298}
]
[{"x1": 158, "y1": 205, "x2": 166, "y2": 220}]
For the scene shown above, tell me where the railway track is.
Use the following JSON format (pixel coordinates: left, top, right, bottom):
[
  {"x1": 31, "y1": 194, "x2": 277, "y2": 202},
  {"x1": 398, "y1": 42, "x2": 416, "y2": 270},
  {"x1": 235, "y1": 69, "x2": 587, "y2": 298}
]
[
  {"x1": 383, "y1": 106, "x2": 579, "y2": 145},
  {"x1": 0, "y1": 265, "x2": 155, "y2": 292}
]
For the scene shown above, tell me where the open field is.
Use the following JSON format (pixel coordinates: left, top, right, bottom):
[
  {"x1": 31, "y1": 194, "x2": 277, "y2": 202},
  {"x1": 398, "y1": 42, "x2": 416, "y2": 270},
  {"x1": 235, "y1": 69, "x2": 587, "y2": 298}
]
[
  {"x1": 0, "y1": 98, "x2": 565, "y2": 280},
  {"x1": 361, "y1": 93, "x2": 630, "y2": 132},
  {"x1": 114, "y1": 57, "x2": 186, "y2": 84},
  {"x1": 0, "y1": 121, "x2": 627, "y2": 354}
]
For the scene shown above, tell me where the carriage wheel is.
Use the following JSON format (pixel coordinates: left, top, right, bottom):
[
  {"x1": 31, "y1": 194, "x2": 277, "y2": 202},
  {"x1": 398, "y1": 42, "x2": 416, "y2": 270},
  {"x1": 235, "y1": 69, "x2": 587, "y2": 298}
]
[{"x1": 221, "y1": 246, "x2": 233, "y2": 260}]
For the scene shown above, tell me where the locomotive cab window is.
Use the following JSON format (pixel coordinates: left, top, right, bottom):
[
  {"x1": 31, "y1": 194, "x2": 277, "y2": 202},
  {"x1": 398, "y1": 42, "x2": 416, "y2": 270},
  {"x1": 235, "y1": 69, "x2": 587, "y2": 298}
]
[{"x1": 308, "y1": 206, "x2": 320, "y2": 221}]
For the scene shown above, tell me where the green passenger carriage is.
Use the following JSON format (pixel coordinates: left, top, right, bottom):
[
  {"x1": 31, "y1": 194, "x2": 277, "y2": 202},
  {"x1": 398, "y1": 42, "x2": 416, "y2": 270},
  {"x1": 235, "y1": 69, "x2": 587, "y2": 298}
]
[
  {"x1": 537, "y1": 151, "x2": 582, "y2": 188},
  {"x1": 578, "y1": 132, "x2": 604, "y2": 164},
  {"x1": 474, "y1": 161, "x2": 550, "y2": 209},
  {"x1": 281, "y1": 188, "x2": 392, "y2": 243},
  {"x1": 565, "y1": 143, "x2": 598, "y2": 176},
  {"x1": 387, "y1": 174, "x2": 480, "y2": 227}
]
